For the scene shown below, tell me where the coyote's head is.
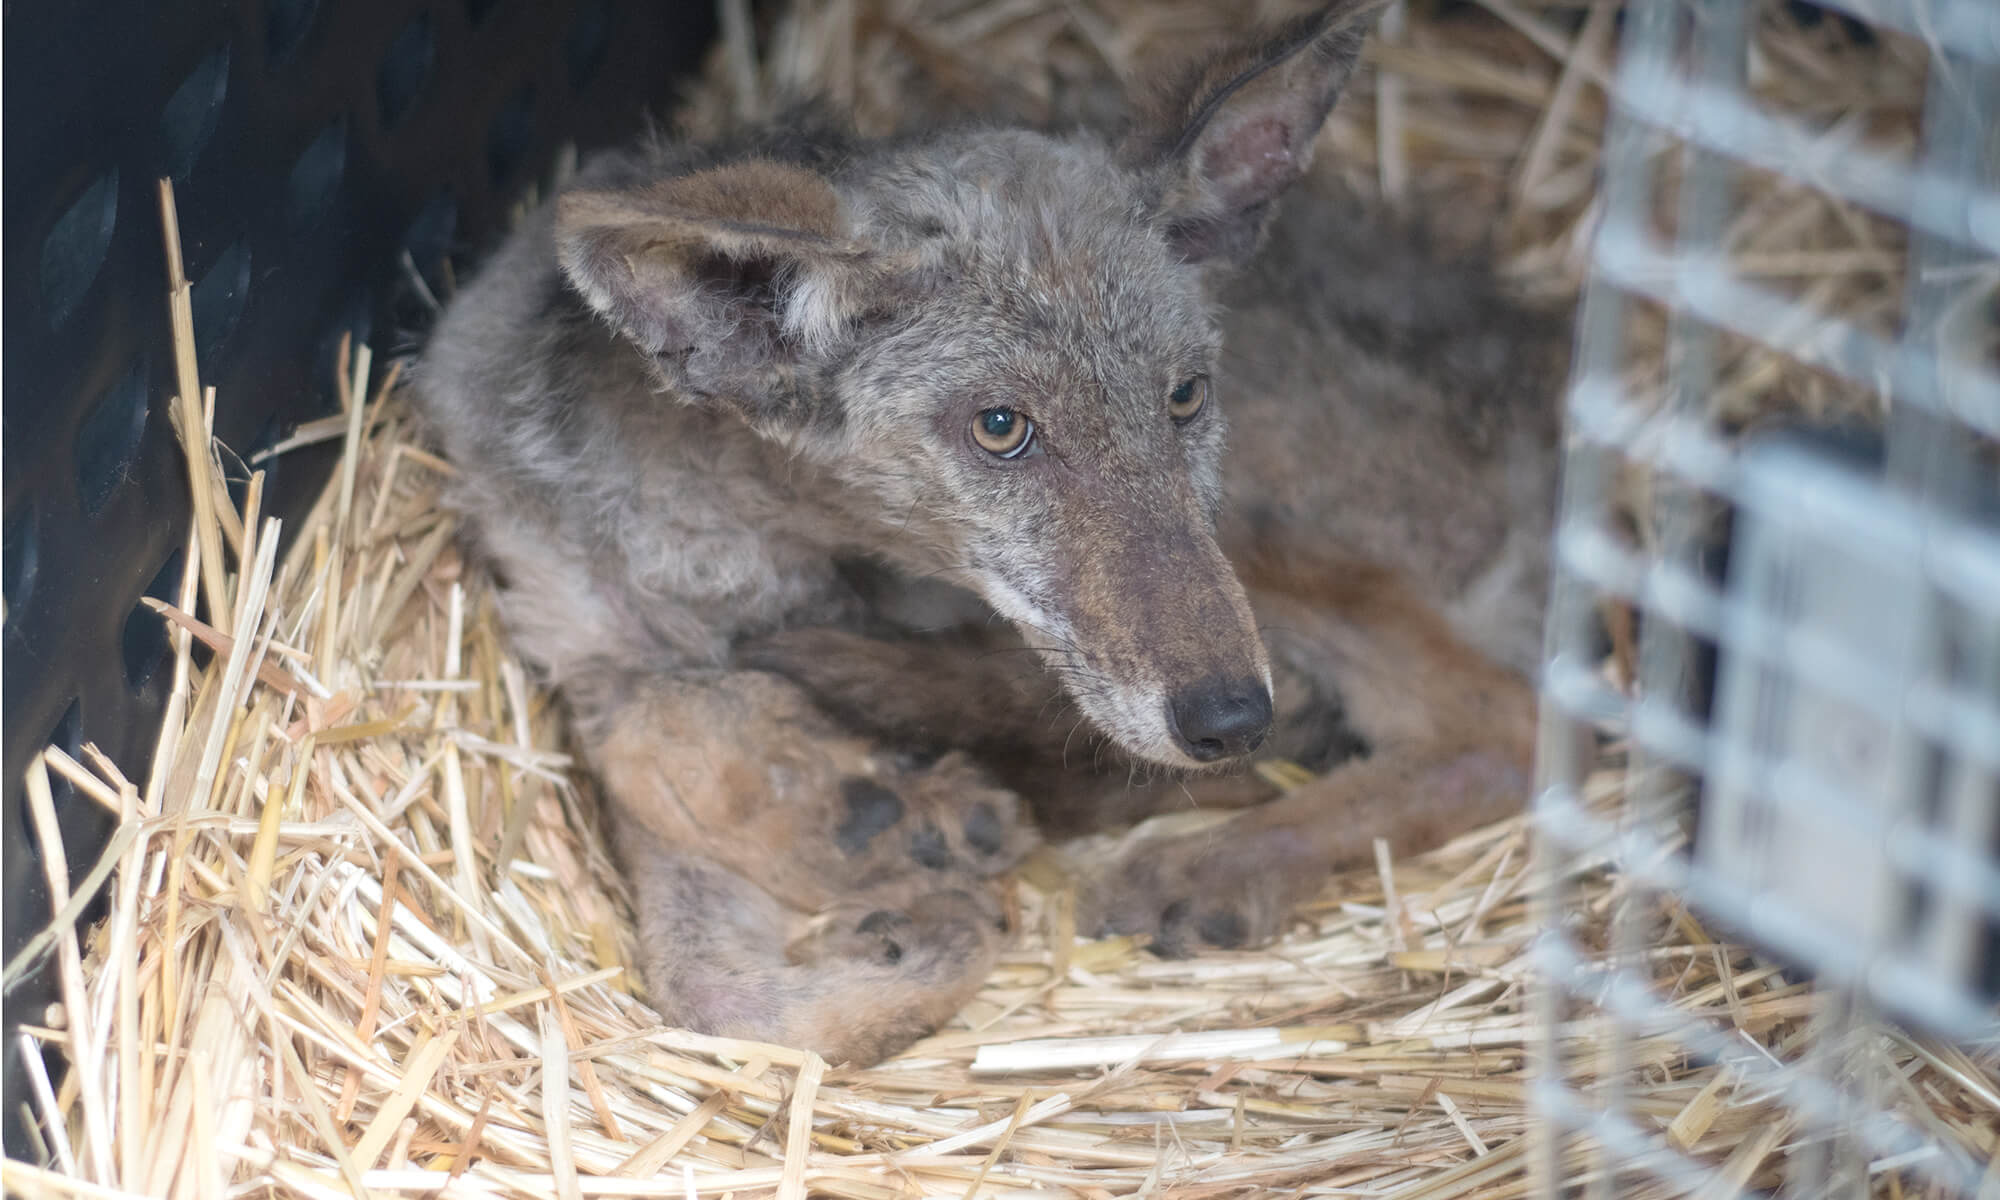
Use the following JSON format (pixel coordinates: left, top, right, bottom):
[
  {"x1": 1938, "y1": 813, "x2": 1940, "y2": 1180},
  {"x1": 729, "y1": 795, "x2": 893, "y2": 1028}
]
[{"x1": 555, "y1": 2, "x2": 1383, "y2": 769}]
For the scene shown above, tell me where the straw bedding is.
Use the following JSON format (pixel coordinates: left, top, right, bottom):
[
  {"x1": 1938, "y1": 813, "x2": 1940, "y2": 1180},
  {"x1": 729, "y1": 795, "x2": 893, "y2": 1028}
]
[{"x1": 8, "y1": 2, "x2": 1993, "y2": 1198}]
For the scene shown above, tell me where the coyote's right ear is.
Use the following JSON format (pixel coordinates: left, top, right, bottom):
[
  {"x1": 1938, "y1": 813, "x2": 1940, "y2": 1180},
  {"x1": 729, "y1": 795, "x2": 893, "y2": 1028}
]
[
  {"x1": 556, "y1": 160, "x2": 904, "y2": 423},
  {"x1": 1128, "y1": 0, "x2": 1387, "y2": 265}
]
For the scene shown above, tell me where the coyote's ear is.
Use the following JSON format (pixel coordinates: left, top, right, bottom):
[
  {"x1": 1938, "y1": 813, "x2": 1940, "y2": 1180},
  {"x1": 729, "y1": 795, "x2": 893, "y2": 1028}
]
[
  {"x1": 1128, "y1": 0, "x2": 1386, "y2": 265},
  {"x1": 556, "y1": 160, "x2": 895, "y2": 413}
]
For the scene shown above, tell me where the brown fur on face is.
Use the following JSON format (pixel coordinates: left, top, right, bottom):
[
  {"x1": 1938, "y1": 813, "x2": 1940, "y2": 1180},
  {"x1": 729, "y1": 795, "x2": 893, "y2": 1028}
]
[{"x1": 413, "y1": 0, "x2": 1563, "y2": 1063}]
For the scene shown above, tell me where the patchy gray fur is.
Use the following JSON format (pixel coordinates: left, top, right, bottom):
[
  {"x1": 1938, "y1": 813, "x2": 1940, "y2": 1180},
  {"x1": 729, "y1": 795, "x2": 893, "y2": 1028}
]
[
  {"x1": 412, "y1": 0, "x2": 1562, "y2": 1062},
  {"x1": 421, "y1": 114, "x2": 1271, "y2": 762}
]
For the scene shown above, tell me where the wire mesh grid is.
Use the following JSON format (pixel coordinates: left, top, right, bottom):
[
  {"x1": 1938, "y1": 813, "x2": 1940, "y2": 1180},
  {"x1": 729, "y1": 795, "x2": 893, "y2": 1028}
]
[{"x1": 1529, "y1": 0, "x2": 1999, "y2": 1196}]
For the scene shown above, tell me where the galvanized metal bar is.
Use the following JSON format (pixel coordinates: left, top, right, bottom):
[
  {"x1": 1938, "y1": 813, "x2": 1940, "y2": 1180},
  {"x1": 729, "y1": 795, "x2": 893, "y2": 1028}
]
[
  {"x1": 1593, "y1": 227, "x2": 2000, "y2": 437},
  {"x1": 1534, "y1": 787, "x2": 2000, "y2": 1039},
  {"x1": 1531, "y1": 0, "x2": 2000, "y2": 1195},
  {"x1": 1610, "y1": 61, "x2": 2000, "y2": 253},
  {"x1": 1528, "y1": 0, "x2": 1689, "y2": 1190},
  {"x1": 1534, "y1": 936, "x2": 1992, "y2": 1196}
]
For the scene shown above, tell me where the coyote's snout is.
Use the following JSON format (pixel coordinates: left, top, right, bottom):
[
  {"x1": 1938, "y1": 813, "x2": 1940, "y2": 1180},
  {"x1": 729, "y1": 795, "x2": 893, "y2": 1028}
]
[
  {"x1": 417, "y1": 0, "x2": 1560, "y2": 1066},
  {"x1": 1034, "y1": 508, "x2": 1272, "y2": 767}
]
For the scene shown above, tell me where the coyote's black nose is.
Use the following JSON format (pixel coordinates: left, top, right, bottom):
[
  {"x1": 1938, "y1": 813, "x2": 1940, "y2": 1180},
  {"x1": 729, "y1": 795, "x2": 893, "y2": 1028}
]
[{"x1": 1168, "y1": 680, "x2": 1273, "y2": 762}]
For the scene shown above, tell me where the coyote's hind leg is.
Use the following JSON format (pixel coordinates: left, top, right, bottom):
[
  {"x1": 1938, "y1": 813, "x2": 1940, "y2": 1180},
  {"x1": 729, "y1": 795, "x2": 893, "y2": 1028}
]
[{"x1": 583, "y1": 669, "x2": 1035, "y2": 1063}]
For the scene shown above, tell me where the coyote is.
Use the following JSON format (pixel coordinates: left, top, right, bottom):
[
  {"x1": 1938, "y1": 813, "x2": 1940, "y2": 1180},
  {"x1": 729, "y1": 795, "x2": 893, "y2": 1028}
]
[{"x1": 415, "y1": 0, "x2": 1561, "y2": 1064}]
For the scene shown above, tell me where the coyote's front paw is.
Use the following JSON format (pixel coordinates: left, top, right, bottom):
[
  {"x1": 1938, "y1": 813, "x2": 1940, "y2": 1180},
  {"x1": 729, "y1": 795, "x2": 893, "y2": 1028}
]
[
  {"x1": 873, "y1": 752, "x2": 1039, "y2": 878},
  {"x1": 1082, "y1": 827, "x2": 1322, "y2": 958}
]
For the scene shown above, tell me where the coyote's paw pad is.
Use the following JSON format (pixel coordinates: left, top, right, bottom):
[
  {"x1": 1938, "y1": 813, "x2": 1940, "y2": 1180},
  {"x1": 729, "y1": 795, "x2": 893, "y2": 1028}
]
[
  {"x1": 832, "y1": 752, "x2": 1037, "y2": 878},
  {"x1": 1082, "y1": 829, "x2": 1318, "y2": 958}
]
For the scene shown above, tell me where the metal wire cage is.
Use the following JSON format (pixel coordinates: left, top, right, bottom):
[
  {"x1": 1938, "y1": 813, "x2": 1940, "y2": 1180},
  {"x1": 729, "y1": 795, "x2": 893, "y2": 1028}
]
[{"x1": 1529, "y1": 0, "x2": 1999, "y2": 1195}]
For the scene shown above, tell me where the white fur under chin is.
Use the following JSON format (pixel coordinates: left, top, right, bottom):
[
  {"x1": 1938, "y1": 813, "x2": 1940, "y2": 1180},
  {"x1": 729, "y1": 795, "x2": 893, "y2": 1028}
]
[
  {"x1": 978, "y1": 576, "x2": 1076, "y2": 645},
  {"x1": 1102, "y1": 700, "x2": 1209, "y2": 770},
  {"x1": 1063, "y1": 673, "x2": 1209, "y2": 772},
  {"x1": 978, "y1": 578, "x2": 1202, "y2": 768}
]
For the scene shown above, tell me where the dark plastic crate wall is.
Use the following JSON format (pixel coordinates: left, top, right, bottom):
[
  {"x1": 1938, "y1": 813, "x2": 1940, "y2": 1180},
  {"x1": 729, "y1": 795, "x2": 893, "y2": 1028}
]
[
  {"x1": 1529, "y1": 0, "x2": 1998, "y2": 1196},
  {"x1": 1, "y1": 0, "x2": 716, "y2": 1161}
]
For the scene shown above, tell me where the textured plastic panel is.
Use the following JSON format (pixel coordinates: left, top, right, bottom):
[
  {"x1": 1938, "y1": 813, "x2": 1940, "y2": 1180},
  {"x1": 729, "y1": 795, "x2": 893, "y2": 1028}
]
[{"x1": 1, "y1": 0, "x2": 717, "y2": 1160}]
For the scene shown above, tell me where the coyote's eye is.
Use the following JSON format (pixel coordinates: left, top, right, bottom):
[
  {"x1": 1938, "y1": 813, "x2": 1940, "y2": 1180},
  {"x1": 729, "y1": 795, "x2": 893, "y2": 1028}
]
[
  {"x1": 1169, "y1": 374, "x2": 1209, "y2": 424},
  {"x1": 971, "y1": 407, "x2": 1035, "y2": 458}
]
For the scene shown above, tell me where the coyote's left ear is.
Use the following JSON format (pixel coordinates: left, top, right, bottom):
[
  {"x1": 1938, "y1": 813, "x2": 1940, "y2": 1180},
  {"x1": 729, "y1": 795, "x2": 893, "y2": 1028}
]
[{"x1": 1127, "y1": 0, "x2": 1387, "y2": 265}]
